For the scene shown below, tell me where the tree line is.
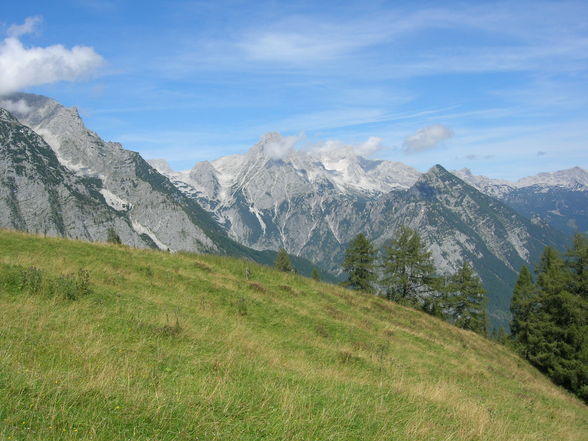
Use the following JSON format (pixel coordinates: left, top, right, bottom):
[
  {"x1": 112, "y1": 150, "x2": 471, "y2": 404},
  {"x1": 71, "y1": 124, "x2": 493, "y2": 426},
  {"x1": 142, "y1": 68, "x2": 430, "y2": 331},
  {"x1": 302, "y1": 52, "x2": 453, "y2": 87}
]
[
  {"x1": 510, "y1": 233, "x2": 587, "y2": 402},
  {"x1": 341, "y1": 226, "x2": 488, "y2": 336}
]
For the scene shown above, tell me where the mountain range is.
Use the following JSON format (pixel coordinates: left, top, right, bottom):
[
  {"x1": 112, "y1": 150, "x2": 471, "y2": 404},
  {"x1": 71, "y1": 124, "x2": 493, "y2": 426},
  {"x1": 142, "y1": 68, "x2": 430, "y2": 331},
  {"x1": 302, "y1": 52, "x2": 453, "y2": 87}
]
[
  {"x1": 0, "y1": 93, "x2": 316, "y2": 273},
  {"x1": 148, "y1": 135, "x2": 583, "y2": 325},
  {"x1": 1, "y1": 92, "x2": 586, "y2": 327}
]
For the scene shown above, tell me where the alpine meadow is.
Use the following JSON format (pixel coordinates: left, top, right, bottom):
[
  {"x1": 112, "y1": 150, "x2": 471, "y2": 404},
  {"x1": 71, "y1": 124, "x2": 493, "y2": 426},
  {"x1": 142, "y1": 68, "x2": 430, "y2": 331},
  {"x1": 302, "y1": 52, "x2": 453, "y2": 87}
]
[
  {"x1": 0, "y1": 230, "x2": 586, "y2": 440},
  {"x1": 1, "y1": 1, "x2": 588, "y2": 439}
]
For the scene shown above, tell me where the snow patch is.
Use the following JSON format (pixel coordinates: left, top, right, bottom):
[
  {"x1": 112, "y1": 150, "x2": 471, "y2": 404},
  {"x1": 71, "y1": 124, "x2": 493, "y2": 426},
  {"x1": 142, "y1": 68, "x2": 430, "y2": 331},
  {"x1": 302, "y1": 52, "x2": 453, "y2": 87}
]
[
  {"x1": 131, "y1": 220, "x2": 168, "y2": 250},
  {"x1": 249, "y1": 205, "x2": 266, "y2": 234},
  {"x1": 100, "y1": 188, "x2": 132, "y2": 211}
]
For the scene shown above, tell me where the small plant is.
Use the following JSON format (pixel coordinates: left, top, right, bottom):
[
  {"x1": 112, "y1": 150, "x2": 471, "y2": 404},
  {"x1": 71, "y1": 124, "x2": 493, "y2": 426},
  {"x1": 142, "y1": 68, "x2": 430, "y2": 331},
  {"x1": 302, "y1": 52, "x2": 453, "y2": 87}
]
[
  {"x1": 311, "y1": 268, "x2": 320, "y2": 281},
  {"x1": 22, "y1": 266, "x2": 43, "y2": 294},
  {"x1": 159, "y1": 313, "x2": 182, "y2": 337},
  {"x1": 237, "y1": 296, "x2": 248, "y2": 316},
  {"x1": 57, "y1": 274, "x2": 78, "y2": 300},
  {"x1": 140, "y1": 266, "x2": 154, "y2": 277},
  {"x1": 106, "y1": 227, "x2": 122, "y2": 245},
  {"x1": 194, "y1": 261, "x2": 212, "y2": 272},
  {"x1": 248, "y1": 282, "x2": 266, "y2": 293},
  {"x1": 337, "y1": 350, "x2": 361, "y2": 364},
  {"x1": 76, "y1": 269, "x2": 91, "y2": 296},
  {"x1": 55, "y1": 269, "x2": 92, "y2": 300},
  {"x1": 275, "y1": 248, "x2": 294, "y2": 272}
]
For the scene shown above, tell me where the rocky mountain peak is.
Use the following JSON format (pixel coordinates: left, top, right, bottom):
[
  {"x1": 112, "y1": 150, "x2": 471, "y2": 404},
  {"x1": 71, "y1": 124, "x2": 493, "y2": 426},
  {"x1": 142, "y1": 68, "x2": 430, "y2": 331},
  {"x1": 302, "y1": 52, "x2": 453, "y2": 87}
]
[
  {"x1": 420, "y1": 164, "x2": 453, "y2": 183},
  {"x1": 148, "y1": 159, "x2": 174, "y2": 174},
  {"x1": 517, "y1": 167, "x2": 588, "y2": 188},
  {"x1": 0, "y1": 108, "x2": 17, "y2": 123},
  {"x1": 247, "y1": 132, "x2": 296, "y2": 162}
]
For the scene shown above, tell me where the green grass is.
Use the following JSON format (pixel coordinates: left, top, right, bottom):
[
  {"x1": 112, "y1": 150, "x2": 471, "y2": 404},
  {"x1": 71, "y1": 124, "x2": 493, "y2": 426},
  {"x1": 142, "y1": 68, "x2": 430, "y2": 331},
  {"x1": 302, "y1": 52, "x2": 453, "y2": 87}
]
[{"x1": 0, "y1": 229, "x2": 586, "y2": 441}]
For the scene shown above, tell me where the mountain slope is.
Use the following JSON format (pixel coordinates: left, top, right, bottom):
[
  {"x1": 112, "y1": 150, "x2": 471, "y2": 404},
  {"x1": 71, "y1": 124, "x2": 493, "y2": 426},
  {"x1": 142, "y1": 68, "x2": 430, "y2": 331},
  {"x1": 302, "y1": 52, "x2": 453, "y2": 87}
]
[
  {"x1": 455, "y1": 167, "x2": 588, "y2": 235},
  {"x1": 0, "y1": 229, "x2": 586, "y2": 440},
  {"x1": 4, "y1": 93, "x2": 218, "y2": 253},
  {"x1": 152, "y1": 135, "x2": 565, "y2": 327},
  {"x1": 0, "y1": 108, "x2": 150, "y2": 246},
  {"x1": 369, "y1": 165, "x2": 565, "y2": 324},
  {"x1": 0, "y1": 94, "x2": 321, "y2": 275}
]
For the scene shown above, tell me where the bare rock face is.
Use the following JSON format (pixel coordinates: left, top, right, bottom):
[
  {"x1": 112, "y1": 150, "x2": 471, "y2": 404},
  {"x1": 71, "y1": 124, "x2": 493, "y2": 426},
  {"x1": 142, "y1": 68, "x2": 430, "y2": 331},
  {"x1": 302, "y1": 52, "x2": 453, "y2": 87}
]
[
  {"x1": 157, "y1": 135, "x2": 568, "y2": 326},
  {"x1": 454, "y1": 167, "x2": 588, "y2": 236},
  {"x1": 3, "y1": 93, "x2": 218, "y2": 253},
  {"x1": 2, "y1": 93, "x2": 580, "y2": 327},
  {"x1": 0, "y1": 107, "x2": 147, "y2": 245}
]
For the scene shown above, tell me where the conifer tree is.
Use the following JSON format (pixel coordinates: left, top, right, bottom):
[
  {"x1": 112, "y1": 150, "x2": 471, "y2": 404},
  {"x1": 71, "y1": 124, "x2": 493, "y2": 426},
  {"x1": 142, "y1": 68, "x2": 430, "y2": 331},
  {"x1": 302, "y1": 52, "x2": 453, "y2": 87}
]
[
  {"x1": 342, "y1": 233, "x2": 377, "y2": 292},
  {"x1": 381, "y1": 226, "x2": 437, "y2": 306},
  {"x1": 536, "y1": 247, "x2": 568, "y2": 295},
  {"x1": 275, "y1": 247, "x2": 294, "y2": 272},
  {"x1": 510, "y1": 266, "x2": 536, "y2": 355},
  {"x1": 511, "y1": 244, "x2": 588, "y2": 402},
  {"x1": 311, "y1": 268, "x2": 320, "y2": 281},
  {"x1": 446, "y1": 261, "x2": 488, "y2": 335},
  {"x1": 566, "y1": 233, "x2": 588, "y2": 298},
  {"x1": 106, "y1": 227, "x2": 122, "y2": 245}
]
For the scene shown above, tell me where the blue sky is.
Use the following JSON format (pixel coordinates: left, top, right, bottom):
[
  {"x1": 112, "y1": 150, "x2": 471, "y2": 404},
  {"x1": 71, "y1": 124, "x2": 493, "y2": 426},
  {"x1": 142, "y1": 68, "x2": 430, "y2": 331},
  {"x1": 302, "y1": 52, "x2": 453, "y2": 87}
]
[{"x1": 1, "y1": 0, "x2": 587, "y2": 180}]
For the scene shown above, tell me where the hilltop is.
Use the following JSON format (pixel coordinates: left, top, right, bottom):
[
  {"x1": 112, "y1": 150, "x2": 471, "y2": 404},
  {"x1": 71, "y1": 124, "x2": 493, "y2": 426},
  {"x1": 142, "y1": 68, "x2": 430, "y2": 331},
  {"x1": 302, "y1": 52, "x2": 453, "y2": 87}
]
[{"x1": 0, "y1": 229, "x2": 586, "y2": 440}]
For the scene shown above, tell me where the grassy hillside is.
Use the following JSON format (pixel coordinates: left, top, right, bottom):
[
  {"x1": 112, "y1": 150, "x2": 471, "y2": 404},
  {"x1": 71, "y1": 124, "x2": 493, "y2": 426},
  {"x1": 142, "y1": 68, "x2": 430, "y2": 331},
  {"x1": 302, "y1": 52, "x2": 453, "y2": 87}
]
[{"x1": 0, "y1": 229, "x2": 586, "y2": 441}]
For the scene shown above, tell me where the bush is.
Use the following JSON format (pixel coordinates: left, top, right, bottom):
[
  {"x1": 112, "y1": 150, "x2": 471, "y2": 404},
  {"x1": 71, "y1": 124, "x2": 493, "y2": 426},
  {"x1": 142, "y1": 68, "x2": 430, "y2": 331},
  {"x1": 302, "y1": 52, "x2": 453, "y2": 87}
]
[{"x1": 0, "y1": 263, "x2": 91, "y2": 300}]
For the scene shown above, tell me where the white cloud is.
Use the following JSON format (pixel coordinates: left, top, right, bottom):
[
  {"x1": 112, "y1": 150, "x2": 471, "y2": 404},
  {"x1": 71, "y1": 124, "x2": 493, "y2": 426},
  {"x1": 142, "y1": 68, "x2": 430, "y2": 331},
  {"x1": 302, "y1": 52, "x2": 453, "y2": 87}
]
[
  {"x1": 307, "y1": 136, "x2": 385, "y2": 158},
  {"x1": 263, "y1": 133, "x2": 303, "y2": 160},
  {"x1": 0, "y1": 98, "x2": 32, "y2": 114},
  {"x1": 355, "y1": 136, "x2": 383, "y2": 156},
  {"x1": 7, "y1": 16, "x2": 42, "y2": 38},
  {"x1": 0, "y1": 17, "x2": 103, "y2": 96},
  {"x1": 403, "y1": 124, "x2": 453, "y2": 153}
]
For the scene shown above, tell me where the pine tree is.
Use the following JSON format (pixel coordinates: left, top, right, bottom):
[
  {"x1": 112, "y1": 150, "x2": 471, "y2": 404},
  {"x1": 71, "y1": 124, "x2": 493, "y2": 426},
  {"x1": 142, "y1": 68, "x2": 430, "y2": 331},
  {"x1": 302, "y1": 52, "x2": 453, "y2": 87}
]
[
  {"x1": 311, "y1": 268, "x2": 320, "y2": 281},
  {"x1": 536, "y1": 247, "x2": 568, "y2": 295},
  {"x1": 446, "y1": 261, "x2": 488, "y2": 335},
  {"x1": 381, "y1": 226, "x2": 437, "y2": 306},
  {"x1": 275, "y1": 247, "x2": 294, "y2": 272},
  {"x1": 511, "y1": 244, "x2": 588, "y2": 402},
  {"x1": 342, "y1": 233, "x2": 377, "y2": 292},
  {"x1": 106, "y1": 227, "x2": 121, "y2": 245},
  {"x1": 510, "y1": 266, "x2": 536, "y2": 355},
  {"x1": 566, "y1": 233, "x2": 588, "y2": 299}
]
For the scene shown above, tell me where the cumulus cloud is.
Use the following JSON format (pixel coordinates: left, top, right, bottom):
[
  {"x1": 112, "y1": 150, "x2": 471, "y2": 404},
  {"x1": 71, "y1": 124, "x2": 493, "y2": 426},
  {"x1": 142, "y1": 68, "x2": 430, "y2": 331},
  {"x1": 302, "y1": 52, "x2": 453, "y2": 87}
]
[
  {"x1": 262, "y1": 133, "x2": 303, "y2": 160},
  {"x1": 0, "y1": 17, "x2": 103, "y2": 96},
  {"x1": 355, "y1": 136, "x2": 384, "y2": 156},
  {"x1": 7, "y1": 16, "x2": 42, "y2": 38},
  {"x1": 0, "y1": 98, "x2": 32, "y2": 114},
  {"x1": 403, "y1": 124, "x2": 454, "y2": 154},
  {"x1": 308, "y1": 136, "x2": 385, "y2": 158}
]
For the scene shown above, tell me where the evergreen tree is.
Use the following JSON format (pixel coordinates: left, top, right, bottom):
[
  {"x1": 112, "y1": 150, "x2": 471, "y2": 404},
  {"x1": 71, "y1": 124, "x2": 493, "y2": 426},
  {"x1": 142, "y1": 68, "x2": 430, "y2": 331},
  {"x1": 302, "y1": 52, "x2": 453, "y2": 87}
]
[
  {"x1": 311, "y1": 268, "x2": 320, "y2": 281},
  {"x1": 342, "y1": 233, "x2": 377, "y2": 292},
  {"x1": 510, "y1": 266, "x2": 537, "y2": 355},
  {"x1": 275, "y1": 247, "x2": 294, "y2": 272},
  {"x1": 536, "y1": 247, "x2": 568, "y2": 295},
  {"x1": 446, "y1": 261, "x2": 488, "y2": 335},
  {"x1": 106, "y1": 227, "x2": 121, "y2": 245},
  {"x1": 511, "y1": 244, "x2": 588, "y2": 402},
  {"x1": 566, "y1": 233, "x2": 588, "y2": 299},
  {"x1": 381, "y1": 226, "x2": 437, "y2": 306}
]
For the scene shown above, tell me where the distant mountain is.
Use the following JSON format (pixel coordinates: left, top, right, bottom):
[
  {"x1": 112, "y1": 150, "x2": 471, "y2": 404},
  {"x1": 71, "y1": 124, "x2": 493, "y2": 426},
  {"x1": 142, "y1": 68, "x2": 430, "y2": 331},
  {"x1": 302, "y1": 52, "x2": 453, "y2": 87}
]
[
  {"x1": 455, "y1": 167, "x2": 588, "y2": 235},
  {"x1": 151, "y1": 134, "x2": 567, "y2": 327},
  {"x1": 2, "y1": 92, "x2": 582, "y2": 326},
  {"x1": 0, "y1": 94, "x2": 320, "y2": 275}
]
